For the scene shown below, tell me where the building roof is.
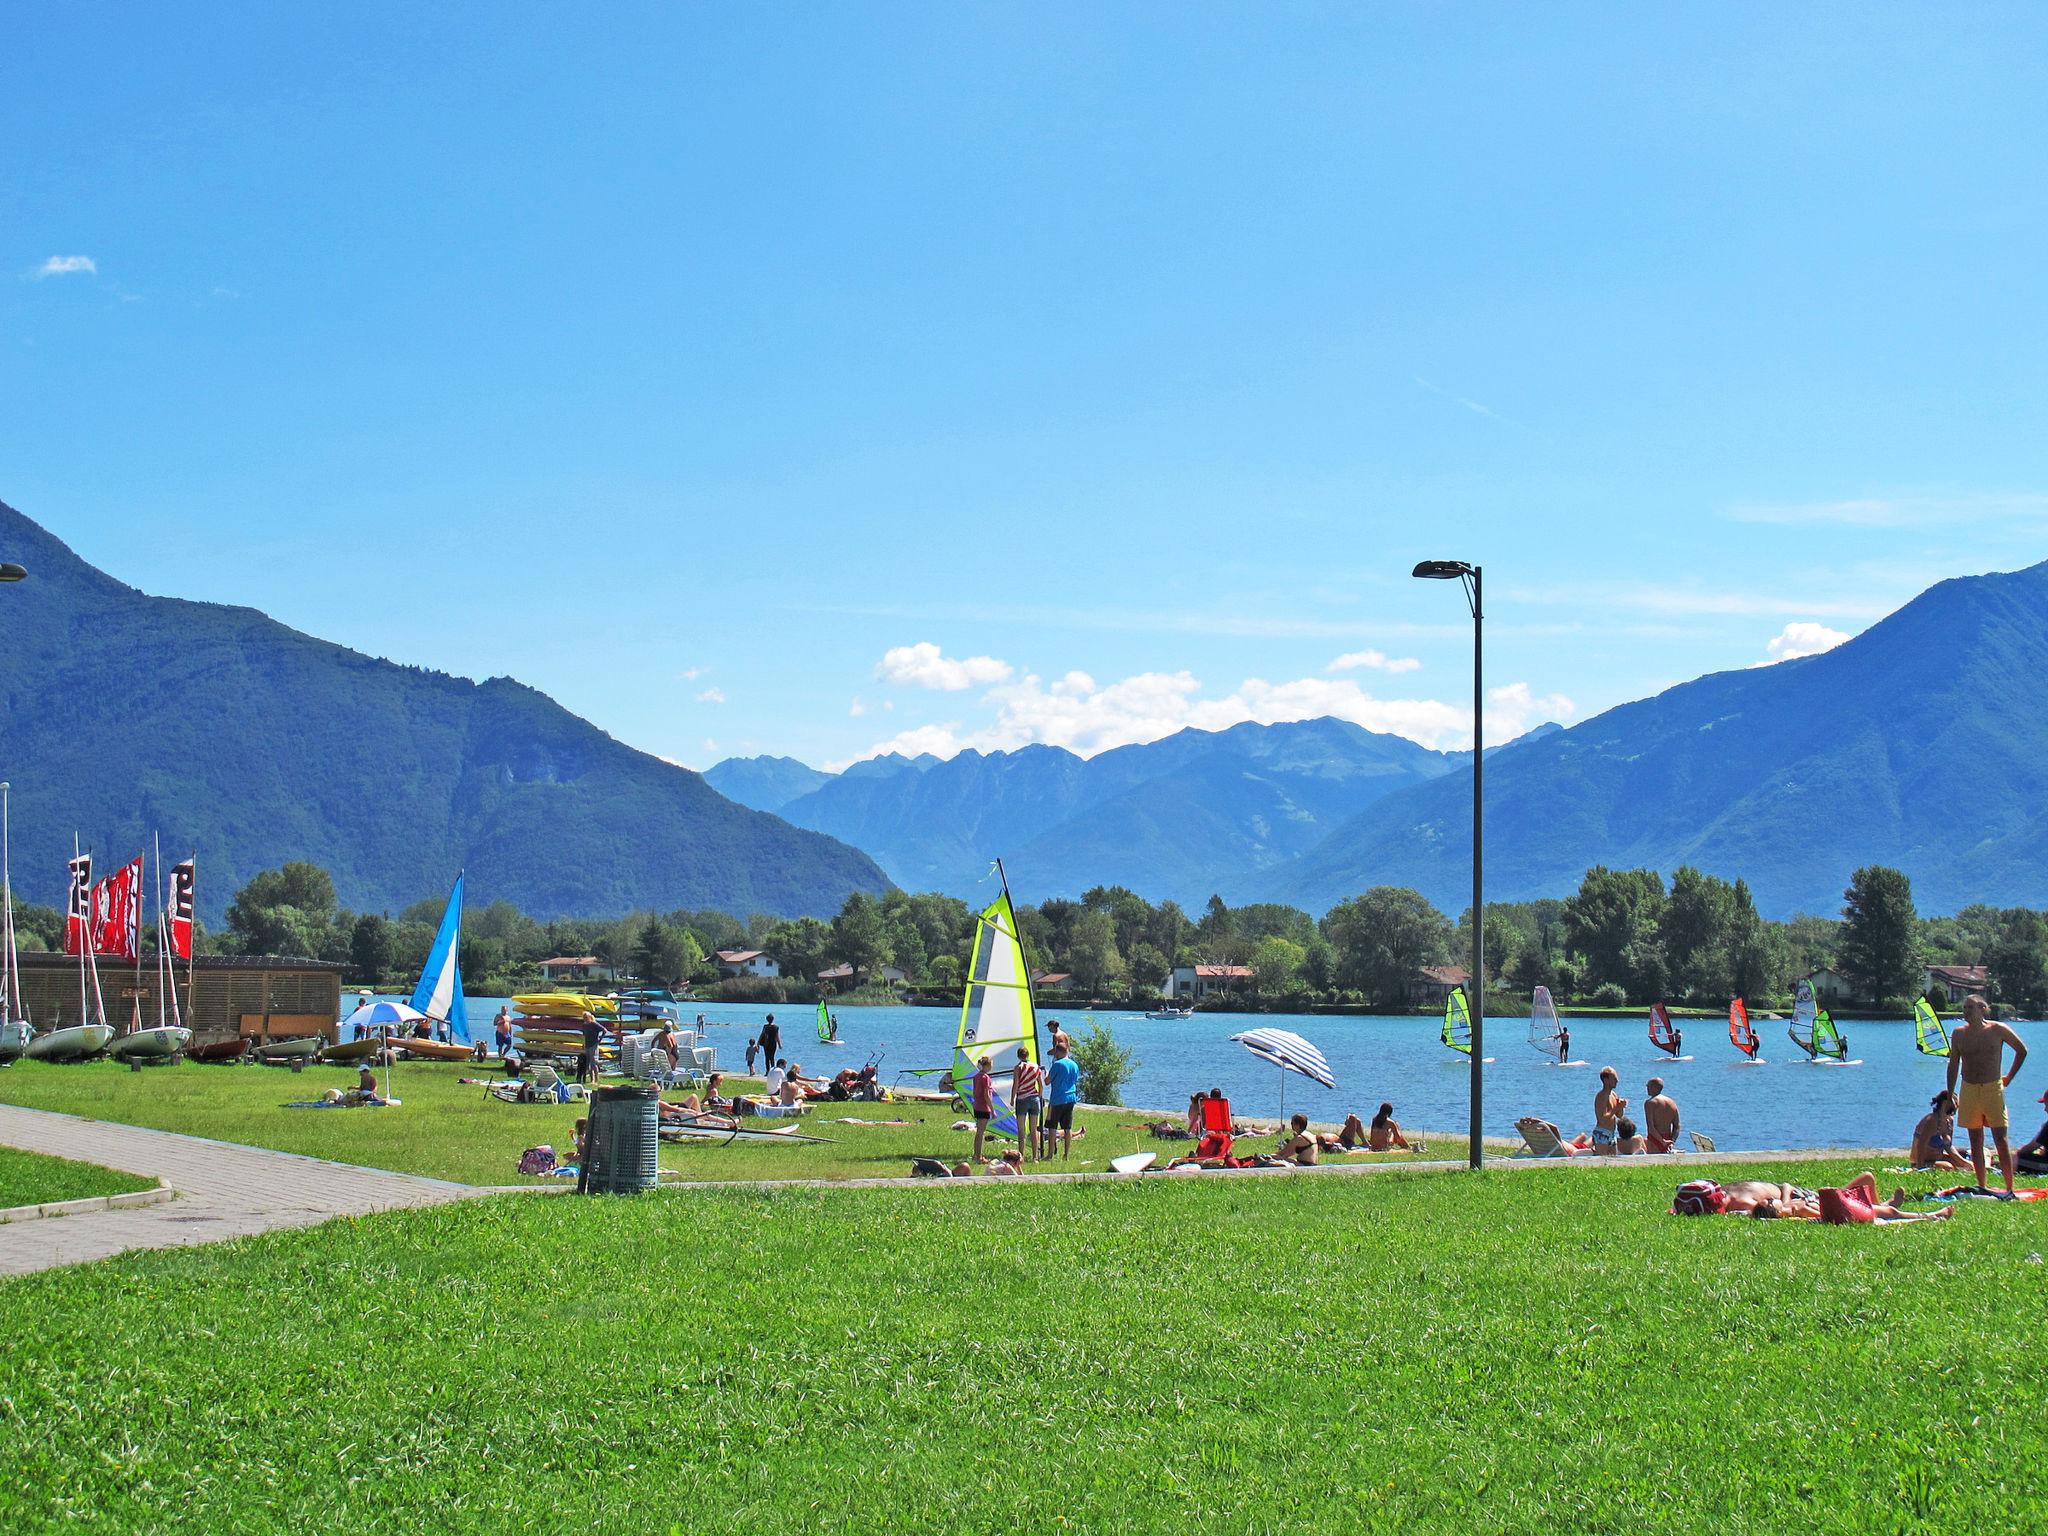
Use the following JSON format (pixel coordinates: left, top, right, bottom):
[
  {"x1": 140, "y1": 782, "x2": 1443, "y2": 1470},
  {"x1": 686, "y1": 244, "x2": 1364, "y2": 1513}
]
[
  {"x1": 1418, "y1": 965, "x2": 1471, "y2": 987},
  {"x1": 1192, "y1": 964, "x2": 1255, "y2": 979},
  {"x1": 1032, "y1": 971, "x2": 1073, "y2": 986},
  {"x1": 541, "y1": 955, "x2": 601, "y2": 968},
  {"x1": 20, "y1": 950, "x2": 345, "y2": 973},
  {"x1": 1928, "y1": 963, "x2": 1990, "y2": 985},
  {"x1": 817, "y1": 963, "x2": 855, "y2": 980},
  {"x1": 716, "y1": 949, "x2": 767, "y2": 964}
]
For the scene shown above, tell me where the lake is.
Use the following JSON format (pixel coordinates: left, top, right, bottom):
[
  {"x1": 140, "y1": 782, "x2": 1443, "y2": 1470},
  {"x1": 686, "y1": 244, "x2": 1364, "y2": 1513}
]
[{"x1": 360, "y1": 993, "x2": 2037, "y2": 1152}]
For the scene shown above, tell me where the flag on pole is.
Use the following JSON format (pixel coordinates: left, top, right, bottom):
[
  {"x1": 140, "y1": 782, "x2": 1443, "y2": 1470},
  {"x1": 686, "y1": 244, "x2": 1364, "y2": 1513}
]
[
  {"x1": 169, "y1": 859, "x2": 195, "y2": 960},
  {"x1": 64, "y1": 852, "x2": 93, "y2": 956}
]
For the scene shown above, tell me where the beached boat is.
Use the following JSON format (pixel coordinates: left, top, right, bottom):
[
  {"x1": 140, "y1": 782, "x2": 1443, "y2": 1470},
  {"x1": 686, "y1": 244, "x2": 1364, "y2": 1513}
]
[
  {"x1": 253, "y1": 1035, "x2": 322, "y2": 1062},
  {"x1": 396, "y1": 1036, "x2": 477, "y2": 1061},
  {"x1": 109, "y1": 1022, "x2": 193, "y2": 1062},
  {"x1": 318, "y1": 1036, "x2": 384, "y2": 1064},
  {"x1": 24, "y1": 1023, "x2": 115, "y2": 1062},
  {"x1": 188, "y1": 1036, "x2": 251, "y2": 1064},
  {"x1": 409, "y1": 875, "x2": 472, "y2": 1048},
  {"x1": 658, "y1": 1113, "x2": 834, "y2": 1145}
]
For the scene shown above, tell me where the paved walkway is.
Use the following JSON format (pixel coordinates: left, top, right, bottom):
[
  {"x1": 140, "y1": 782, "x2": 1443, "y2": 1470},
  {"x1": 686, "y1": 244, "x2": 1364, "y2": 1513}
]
[{"x1": 0, "y1": 1105, "x2": 482, "y2": 1277}]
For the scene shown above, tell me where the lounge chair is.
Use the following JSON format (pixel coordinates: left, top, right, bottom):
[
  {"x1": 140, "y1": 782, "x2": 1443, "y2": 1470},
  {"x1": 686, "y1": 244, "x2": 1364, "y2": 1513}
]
[
  {"x1": 1689, "y1": 1132, "x2": 1716, "y2": 1154},
  {"x1": 1514, "y1": 1116, "x2": 1576, "y2": 1158}
]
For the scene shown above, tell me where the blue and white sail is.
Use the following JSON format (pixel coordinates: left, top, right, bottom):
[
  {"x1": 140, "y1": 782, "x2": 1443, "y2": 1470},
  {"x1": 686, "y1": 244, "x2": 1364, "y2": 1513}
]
[{"x1": 409, "y1": 874, "x2": 469, "y2": 1043}]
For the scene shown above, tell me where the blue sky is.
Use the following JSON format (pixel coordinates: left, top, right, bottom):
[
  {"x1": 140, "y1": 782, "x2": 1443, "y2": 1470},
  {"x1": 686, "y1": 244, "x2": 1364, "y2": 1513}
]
[{"x1": 7, "y1": 6, "x2": 2045, "y2": 770}]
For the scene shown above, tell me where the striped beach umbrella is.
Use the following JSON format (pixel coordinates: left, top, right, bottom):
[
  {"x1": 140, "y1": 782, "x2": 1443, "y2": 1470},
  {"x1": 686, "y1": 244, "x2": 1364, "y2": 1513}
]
[{"x1": 1230, "y1": 1027, "x2": 1334, "y2": 1121}]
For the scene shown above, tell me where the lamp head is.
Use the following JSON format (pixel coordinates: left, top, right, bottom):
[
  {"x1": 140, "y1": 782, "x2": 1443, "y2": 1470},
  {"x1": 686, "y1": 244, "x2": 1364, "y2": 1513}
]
[
  {"x1": 1411, "y1": 559, "x2": 1475, "y2": 580},
  {"x1": 0, "y1": 563, "x2": 27, "y2": 583}
]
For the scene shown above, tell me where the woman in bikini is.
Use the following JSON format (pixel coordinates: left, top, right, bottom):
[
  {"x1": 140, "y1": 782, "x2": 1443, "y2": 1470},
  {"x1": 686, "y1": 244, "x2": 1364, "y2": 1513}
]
[{"x1": 1911, "y1": 1089, "x2": 1970, "y2": 1171}]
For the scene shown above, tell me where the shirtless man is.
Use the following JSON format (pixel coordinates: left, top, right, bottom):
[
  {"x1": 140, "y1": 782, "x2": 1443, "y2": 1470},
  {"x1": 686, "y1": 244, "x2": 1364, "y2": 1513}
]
[
  {"x1": 1592, "y1": 1067, "x2": 1626, "y2": 1155},
  {"x1": 1643, "y1": 1078, "x2": 1681, "y2": 1154},
  {"x1": 1944, "y1": 997, "x2": 2028, "y2": 1195}
]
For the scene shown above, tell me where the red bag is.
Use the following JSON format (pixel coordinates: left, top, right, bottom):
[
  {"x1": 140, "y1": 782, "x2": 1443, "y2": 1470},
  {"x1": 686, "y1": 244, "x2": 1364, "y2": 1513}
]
[{"x1": 1818, "y1": 1186, "x2": 1874, "y2": 1225}]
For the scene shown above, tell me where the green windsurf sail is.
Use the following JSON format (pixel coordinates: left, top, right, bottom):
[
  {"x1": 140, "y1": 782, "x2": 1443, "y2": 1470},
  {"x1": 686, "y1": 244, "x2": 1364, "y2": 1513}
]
[
  {"x1": 817, "y1": 999, "x2": 832, "y2": 1042},
  {"x1": 954, "y1": 864, "x2": 1040, "y2": 1135},
  {"x1": 1813, "y1": 1003, "x2": 1845, "y2": 1060},
  {"x1": 1913, "y1": 996, "x2": 1949, "y2": 1057},
  {"x1": 1442, "y1": 986, "x2": 1473, "y2": 1055}
]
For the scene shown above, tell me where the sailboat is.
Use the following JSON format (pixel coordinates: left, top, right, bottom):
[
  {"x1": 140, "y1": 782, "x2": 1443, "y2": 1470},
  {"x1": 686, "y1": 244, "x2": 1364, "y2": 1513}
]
[
  {"x1": 1647, "y1": 1001, "x2": 1690, "y2": 1060},
  {"x1": 1727, "y1": 997, "x2": 1763, "y2": 1063},
  {"x1": 0, "y1": 782, "x2": 33, "y2": 1064},
  {"x1": 815, "y1": 998, "x2": 846, "y2": 1046},
  {"x1": 396, "y1": 875, "x2": 474, "y2": 1059},
  {"x1": 25, "y1": 839, "x2": 115, "y2": 1062},
  {"x1": 1528, "y1": 985, "x2": 1578, "y2": 1065},
  {"x1": 952, "y1": 862, "x2": 1040, "y2": 1136},
  {"x1": 1912, "y1": 996, "x2": 1950, "y2": 1057},
  {"x1": 1442, "y1": 985, "x2": 1472, "y2": 1056},
  {"x1": 1786, "y1": 979, "x2": 1856, "y2": 1064},
  {"x1": 110, "y1": 838, "x2": 192, "y2": 1063}
]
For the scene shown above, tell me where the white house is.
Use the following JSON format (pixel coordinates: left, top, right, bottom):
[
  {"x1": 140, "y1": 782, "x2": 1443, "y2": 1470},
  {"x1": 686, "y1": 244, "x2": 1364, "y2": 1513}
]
[
  {"x1": 715, "y1": 948, "x2": 780, "y2": 980},
  {"x1": 1162, "y1": 963, "x2": 1255, "y2": 1001},
  {"x1": 1412, "y1": 965, "x2": 1470, "y2": 1007},
  {"x1": 1924, "y1": 963, "x2": 1989, "y2": 1001},
  {"x1": 817, "y1": 962, "x2": 908, "y2": 987},
  {"x1": 1806, "y1": 967, "x2": 1854, "y2": 1005}
]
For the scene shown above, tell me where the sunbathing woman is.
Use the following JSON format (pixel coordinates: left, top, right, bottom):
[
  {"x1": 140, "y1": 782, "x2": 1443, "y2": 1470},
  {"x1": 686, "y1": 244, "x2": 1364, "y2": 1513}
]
[
  {"x1": 1368, "y1": 1103, "x2": 1412, "y2": 1152},
  {"x1": 1253, "y1": 1114, "x2": 1320, "y2": 1168},
  {"x1": 1911, "y1": 1090, "x2": 1971, "y2": 1172},
  {"x1": 1721, "y1": 1173, "x2": 1945, "y2": 1220},
  {"x1": 1325, "y1": 1114, "x2": 1371, "y2": 1151}
]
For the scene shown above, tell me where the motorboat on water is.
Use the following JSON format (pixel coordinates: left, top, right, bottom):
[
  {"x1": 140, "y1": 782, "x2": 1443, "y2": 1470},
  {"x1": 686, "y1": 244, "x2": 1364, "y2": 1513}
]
[{"x1": 1144, "y1": 1007, "x2": 1194, "y2": 1021}]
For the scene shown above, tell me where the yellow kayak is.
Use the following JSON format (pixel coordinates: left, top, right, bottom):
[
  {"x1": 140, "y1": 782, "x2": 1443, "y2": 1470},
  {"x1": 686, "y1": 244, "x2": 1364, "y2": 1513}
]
[{"x1": 512, "y1": 994, "x2": 618, "y2": 1017}]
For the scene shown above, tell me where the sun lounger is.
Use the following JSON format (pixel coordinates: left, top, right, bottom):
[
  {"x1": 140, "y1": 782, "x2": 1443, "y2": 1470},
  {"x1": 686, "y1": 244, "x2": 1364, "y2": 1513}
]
[
  {"x1": 1514, "y1": 1116, "x2": 1577, "y2": 1158},
  {"x1": 1689, "y1": 1132, "x2": 1716, "y2": 1153}
]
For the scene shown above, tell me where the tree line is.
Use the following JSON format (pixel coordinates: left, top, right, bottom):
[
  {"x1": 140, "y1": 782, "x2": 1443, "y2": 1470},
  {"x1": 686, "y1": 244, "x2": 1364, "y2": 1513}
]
[{"x1": 9, "y1": 858, "x2": 2039, "y2": 1012}]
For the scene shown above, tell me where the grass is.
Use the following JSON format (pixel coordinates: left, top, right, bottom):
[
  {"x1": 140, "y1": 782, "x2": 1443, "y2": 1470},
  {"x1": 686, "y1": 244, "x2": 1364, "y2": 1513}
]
[
  {"x1": 0, "y1": 1158, "x2": 2042, "y2": 1532},
  {"x1": 0, "y1": 1058, "x2": 1413, "y2": 1186},
  {"x1": 0, "y1": 1146, "x2": 154, "y2": 1210}
]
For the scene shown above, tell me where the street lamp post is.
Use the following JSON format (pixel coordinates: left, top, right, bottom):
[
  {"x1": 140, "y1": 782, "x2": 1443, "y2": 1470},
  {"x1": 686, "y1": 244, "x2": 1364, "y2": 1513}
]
[{"x1": 1412, "y1": 559, "x2": 1483, "y2": 1168}]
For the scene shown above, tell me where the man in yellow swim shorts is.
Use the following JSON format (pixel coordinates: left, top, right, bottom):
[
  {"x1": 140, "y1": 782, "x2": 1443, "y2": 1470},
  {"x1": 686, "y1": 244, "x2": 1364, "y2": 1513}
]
[{"x1": 1945, "y1": 997, "x2": 2028, "y2": 1196}]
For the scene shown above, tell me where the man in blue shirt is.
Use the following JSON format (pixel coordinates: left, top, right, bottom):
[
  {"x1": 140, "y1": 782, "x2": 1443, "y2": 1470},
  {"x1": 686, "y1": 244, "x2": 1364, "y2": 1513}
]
[{"x1": 1044, "y1": 1040, "x2": 1081, "y2": 1161}]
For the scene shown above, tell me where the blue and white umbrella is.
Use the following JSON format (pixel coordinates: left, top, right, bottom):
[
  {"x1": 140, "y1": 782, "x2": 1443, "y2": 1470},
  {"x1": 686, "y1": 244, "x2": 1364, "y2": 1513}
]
[
  {"x1": 1230, "y1": 1027, "x2": 1335, "y2": 1121},
  {"x1": 342, "y1": 999, "x2": 426, "y2": 1032}
]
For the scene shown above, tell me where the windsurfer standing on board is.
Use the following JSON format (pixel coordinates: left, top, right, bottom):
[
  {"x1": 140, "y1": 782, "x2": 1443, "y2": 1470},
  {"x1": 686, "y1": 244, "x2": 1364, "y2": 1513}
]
[
  {"x1": 1945, "y1": 997, "x2": 2028, "y2": 1195},
  {"x1": 1558, "y1": 1025, "x2": 1570, "y2": 1065}
]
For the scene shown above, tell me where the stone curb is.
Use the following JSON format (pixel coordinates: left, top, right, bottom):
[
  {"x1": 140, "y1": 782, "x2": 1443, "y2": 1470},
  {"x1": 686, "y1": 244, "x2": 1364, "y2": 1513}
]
[{"x1": 0, "y1": 1181, "x2": 176, "y2": 1225}]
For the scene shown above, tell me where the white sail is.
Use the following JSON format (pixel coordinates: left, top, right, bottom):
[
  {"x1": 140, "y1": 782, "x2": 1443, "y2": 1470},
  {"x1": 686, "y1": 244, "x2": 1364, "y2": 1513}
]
[{"x1": 953, "y1": 881, "x2": 1039, "y2": 1132}]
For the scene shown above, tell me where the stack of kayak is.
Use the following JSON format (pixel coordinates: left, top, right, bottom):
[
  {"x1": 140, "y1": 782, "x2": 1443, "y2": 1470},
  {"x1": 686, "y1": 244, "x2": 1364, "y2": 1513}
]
[{"x1": 510, "y1": 994, "x2": 618, "y2": 1061}]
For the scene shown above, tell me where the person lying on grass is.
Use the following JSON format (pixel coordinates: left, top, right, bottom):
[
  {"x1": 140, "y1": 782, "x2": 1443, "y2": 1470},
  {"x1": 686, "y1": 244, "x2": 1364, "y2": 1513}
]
[
  {"x1": 1912, "y1": 1090, "x2": 1972, "y2": 1172},
  {"x1": 987, "y1": 1149, "x2": 1024, "y2": 1177},
  {"x1": 1715, "y1": 1175, "x2": 1945, "y2": 1221},
  {"x1": 2019, "y1": 1089, "x2": 2048, "y2": 1176}
]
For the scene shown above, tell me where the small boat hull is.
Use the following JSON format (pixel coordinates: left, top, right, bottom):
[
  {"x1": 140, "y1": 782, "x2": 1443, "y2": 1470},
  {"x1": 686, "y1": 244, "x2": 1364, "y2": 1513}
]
[
  {"x1": 109, "y1": 1026, "x2": 193, "y2": 1061},
  {"x1": 319, "y1": 1037, "x2": 385, "y2": 1063},
  {"x1": 253, "y1": 1035, "x2": 322, "y2": 1061},
  {"x1": 188, "y1": 1037, "x2": 252, "y2": 1063},
  {"x1": 23, "y1": 1024, "x2": 116, "y2": 1062},
  {"x1": 1, "y1": 1020, "x2": 33, "y2": 1064},
  {"x1": 396, "y1": 1037, "x2": 478, "y2": 1061}
]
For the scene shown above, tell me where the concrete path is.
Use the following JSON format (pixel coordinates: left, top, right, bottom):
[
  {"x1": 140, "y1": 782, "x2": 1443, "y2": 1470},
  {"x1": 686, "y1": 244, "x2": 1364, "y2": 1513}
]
[{"x1": 0, "y1": 1104, "x2": 481, "y2": 1277}]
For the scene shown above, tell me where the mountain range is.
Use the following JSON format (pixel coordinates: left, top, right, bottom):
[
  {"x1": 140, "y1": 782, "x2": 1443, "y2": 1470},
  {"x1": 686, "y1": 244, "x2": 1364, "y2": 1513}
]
[
  {"x1": 0, "y1": 500, "x2": 890, "y2": 923},
  {"x1": 711, "y1": 560, "x2": 2048, "y2": 919}
]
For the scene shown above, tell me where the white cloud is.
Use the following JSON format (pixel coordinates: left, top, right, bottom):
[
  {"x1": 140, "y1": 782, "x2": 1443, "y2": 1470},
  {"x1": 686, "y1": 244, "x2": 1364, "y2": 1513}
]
[
  {"x1": 677, "y1": 665, "x2": 706, "y2": 681},
  {"x1": 1328, "y1": 649, "x2": 1421, "y2": 675},
  {"x1": 840, "y1": 667, "x2": 1575, "y2": 764},
  {"x1": 848, "y1": 697, "x2": 867, "y2": 717},
  {"x1": 702, "y1": 738, "x2": 719, "y2": 754},
  {"x1": 1762, "y1": 621, "x2": 1851, "y2": 664},
  {"x1": 876, "y1": 641, "x2": 1014, "y2": 691},
  {"x1": 696, "y1": 686, "x2": 726, "y2": 704},
  {"x1": 1727, "y1": 491, "x2": 2048, "y2": 528},
  {"x1": 37, "y1": 255, "x2": 96, "y2": 278}
]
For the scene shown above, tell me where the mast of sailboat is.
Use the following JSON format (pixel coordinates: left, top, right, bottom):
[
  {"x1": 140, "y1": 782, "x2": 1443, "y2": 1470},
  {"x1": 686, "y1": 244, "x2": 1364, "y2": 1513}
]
[
  {"x1": 1, "y1": 782, "x2": 20, "y2": 1025},
  {"x1": 993, "y1": 857, "x2": 1043, "y2": 1068},
  {"x1": 184, "y1": 851, "x2": 197, "y2": 1030},
  {"x1": 131, "y1": 843, "x2": 145, "y2": 1036},
  {"x1": 72, "y1": 834, "x2": 87, "y2": 1028}
]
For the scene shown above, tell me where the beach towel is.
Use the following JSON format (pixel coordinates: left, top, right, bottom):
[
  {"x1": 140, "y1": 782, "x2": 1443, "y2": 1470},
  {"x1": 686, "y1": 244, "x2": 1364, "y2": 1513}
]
[
  {"x1": 1818, "y1": 1186, "x2": 1874, "y2": 1225},
  {"x1": 518, "y1": 1146, "x2": 558, "y2": 1176}
]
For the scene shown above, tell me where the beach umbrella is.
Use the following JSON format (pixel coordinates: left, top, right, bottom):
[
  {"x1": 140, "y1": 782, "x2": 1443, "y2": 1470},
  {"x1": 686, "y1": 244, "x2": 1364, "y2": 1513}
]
[
  {"x1": 342, "y1": 999, "x2": 426, "y2": 1032},
  {"x1": 1229, "y1": 1027, "x2": 1335, "y2": 1123}
]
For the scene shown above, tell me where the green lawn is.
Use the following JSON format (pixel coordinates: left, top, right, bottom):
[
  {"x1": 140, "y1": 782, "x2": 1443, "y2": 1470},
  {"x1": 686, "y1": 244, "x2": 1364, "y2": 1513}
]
[
  {"x1": 0, "y1": 1146, "x2": 154, "y2": 1210},
  {"x1": 1, "y1": 1159, "x2": 2043, "y2": 1532},
  {"x1": 0, "y1": 1058, "x2": 1389, "y2": 1185}
]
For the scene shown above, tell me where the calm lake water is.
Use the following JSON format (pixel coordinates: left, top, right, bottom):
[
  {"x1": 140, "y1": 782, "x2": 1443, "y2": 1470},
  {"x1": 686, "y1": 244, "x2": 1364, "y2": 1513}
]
[{"x1": 362, "y1": 994, "x2": 2041, "y2": 1153}]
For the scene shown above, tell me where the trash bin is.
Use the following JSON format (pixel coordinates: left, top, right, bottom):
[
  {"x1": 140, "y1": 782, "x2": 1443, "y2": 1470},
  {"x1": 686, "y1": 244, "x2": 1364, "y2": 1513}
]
[{"x1": 579, "y1": 1083, "x2": 659, "y2": 1194}]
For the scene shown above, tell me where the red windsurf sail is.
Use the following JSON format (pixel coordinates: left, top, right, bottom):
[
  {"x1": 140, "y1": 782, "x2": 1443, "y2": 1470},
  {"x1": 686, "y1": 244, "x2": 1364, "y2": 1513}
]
[
  {"x1": 1728, "y1": 997, "x2": 1758, "y2": 1058},
  {"x1": 1649, "y1": 1001, "x2": 1682, "y2": 1054}
]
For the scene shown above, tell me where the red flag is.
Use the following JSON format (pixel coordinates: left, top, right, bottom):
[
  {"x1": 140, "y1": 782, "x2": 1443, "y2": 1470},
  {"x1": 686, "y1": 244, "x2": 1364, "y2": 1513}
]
[
  {"x1": 92, "y1": 856, "x2": 143, "y2": 962},
  {"x1": 170, "y1": 859, "x2": 195, "y2": 961},
  {"x1": 63, "y1": 853, "x2": 92, "y2": 956}
]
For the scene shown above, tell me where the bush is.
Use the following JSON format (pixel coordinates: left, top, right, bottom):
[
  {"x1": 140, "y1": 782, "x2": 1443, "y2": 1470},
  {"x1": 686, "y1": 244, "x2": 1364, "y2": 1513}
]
[
  {"x1": 1072, "y1": 1018, "x2": 1139, "y2": 1106},
  {"x1": 1589, "y1": 981, "x2": 1628, "y2": 1009},
  {"x1": 706, "y1": 976, "x2": 789, "y2": 1004}
]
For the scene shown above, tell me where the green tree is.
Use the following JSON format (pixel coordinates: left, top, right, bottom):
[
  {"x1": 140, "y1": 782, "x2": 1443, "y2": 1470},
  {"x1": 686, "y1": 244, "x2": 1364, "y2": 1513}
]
[
  {"x1": 1987, "y1": 908, "x2": 2048, "y2": 1014},
  {"x1": 762, "y1": 916, "x2": 830, "y2": 984},
  {"x1": 1067, "y1": 909, "x2": 1127, "y2": 997},
  {"x1": 928, "y1": 954, "x2": 962, "y2": 994},
  {"x1": 633, "y1": 917, "x2": 699, "y2": 989},
  {"x1": 827, "y1": 892, "x2": 891, "y2": 983},
  {"x1": 226, "y1": 861, "x2": 339, "y2": 956},
  {"x1": 1838, "y1": 865, "x2": 1921, "y2": 1003},
  {"x1": 1560, "y1": 867, "x2": 1666, "y2": 999},
  {"x1": 1660, "y1": 867, "x2": 1736, "y2": 1001},
  {"x1": 1321, "y1": 887, "x2": 1453, "y2": 1007},
  {"x1": 1071, "y1": 1018, "x2": 1139, "y2": 1106},
  {"x1": 1725, "y1": 879, "x2": 1786, "y2": 1000},
  {"x1": 1249, "y1": 935, "x2": 1307, "y2": 999},
  {"x1": 344, "y1": 913, "x2": 387, "y2": 987}
]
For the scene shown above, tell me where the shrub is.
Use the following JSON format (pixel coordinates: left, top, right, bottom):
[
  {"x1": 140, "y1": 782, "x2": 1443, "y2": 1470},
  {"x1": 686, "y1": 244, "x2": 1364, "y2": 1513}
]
[
  {"x1": 1072, "y1": 1018, "x2": 1139, "y2": 1106},
  {"x1": 1589, "y1": 981, "x2": 1628, "y2": 1009}
]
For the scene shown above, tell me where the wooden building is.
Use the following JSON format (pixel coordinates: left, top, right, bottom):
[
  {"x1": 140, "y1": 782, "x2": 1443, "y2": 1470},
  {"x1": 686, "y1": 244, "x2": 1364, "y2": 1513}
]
[{"x1": 15, "y1": 951, "x2": 344, "y2": 1047}]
